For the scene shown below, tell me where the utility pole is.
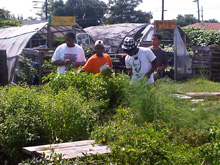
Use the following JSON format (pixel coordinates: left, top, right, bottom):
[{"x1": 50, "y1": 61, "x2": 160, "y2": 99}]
[
  {"x1": 162, "y1": 0, "x2": 164, "y2": 20},
  {"x1": 201, "y1": 6, "x2": 203, "y2": 22},
  {"x1": 193, "y1": 0, "x2": 200, "y2": 22},
  {"x1": 33, "y1": 0, "x2": 48, "y2": 20},
  {"x1": 45, "y1": 0, "x2": 48, "y2": 20}
]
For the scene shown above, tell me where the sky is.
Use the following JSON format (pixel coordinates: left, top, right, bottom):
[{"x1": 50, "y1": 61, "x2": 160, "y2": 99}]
[{"x1": 1, "y1": 0, "x2": 220, "y2": 22}]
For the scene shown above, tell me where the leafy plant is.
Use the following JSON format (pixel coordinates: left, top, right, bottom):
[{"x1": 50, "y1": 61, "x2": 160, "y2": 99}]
[
  {"x1": 183, "y1": 27, "x2": 220, "y2": 46},
  {"x1": 16, "y1": 54, "x2": 38, "y2": 85}
]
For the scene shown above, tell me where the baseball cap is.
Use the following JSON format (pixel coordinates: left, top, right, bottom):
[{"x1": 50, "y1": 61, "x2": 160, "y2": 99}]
[
  {"x1": 95, "y1": 40, "x2": 104, "y2": 47},
  {"x1": 122, "y1": 37, "x2": 137, "y2": 50}
]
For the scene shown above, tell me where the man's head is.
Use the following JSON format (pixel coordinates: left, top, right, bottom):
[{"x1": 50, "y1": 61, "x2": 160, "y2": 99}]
[
  {"x1": 65, "y1": 32, "x2": 76, "y2": 47},
  {"x1": 151, "y1": 33, "x2": 162, "y2": 48},
  {"x1": 122, "y1": 37, "x2": 138, "y2": 56},
  {"x1": 94, "y1": 40, "x2": 104, "y2": 56}
]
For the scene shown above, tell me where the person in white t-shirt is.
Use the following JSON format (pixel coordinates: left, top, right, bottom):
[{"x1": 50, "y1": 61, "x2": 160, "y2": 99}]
[
  {"x1": 122, "y1": 37, "x2": 157, "y2": 84},
  {"x1": 52, "y1": 32, "x2": 86, "y2": 73}
]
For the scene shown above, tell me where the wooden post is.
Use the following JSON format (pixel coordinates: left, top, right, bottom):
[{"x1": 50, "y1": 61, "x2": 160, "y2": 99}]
[
  {"x1": 38, "y1": 52, "x2": 44, "y2": 85},
  {"x1": 174, "y1": 50, "x2": 177, "y2": 80},
  {"x1": 0, "y1": 50, "x2": 8, "y2": 86},
  {"x1": 47, "y1": 24, "x2": 52, "y2": 48},
  {"x1": 72, "y1": 25, "x2": 76, "y2": 34}
]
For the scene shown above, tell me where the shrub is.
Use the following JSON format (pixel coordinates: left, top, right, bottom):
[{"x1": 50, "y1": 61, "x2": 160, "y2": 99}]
[
  {"x1": 183, "y1": 27, "x2": 220, "y2": 46},
  {"x1": 199, "y1": 120, "x2": 220, "y2": 164},
  {"x1": 91, "y1": 108, "x2": 200, "y2": 164}
]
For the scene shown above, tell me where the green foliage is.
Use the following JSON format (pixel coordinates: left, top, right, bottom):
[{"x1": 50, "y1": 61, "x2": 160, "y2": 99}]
[
  {"x1": 50, "y1": 0, "x2": 107, "y2": 28},
  {"x1": 91, "y1": 108, "x2": 200, "y2": 164},
  {"x1": 0, "y1": 86, "x2": 49, "y2": 162},
  {"x1": 176, "y1": 14, "x2": 197, "y2": 27},
  {"x1": 20, "y1": 149, "x2": 69, "y2": 165},
  {"x1": 0, "y1": 9, "x2": 21, "y2": 28},
  {"x1": 47, "y1": 71, "x2": 129, "y2": 110},
  {"x1": 122, "y1": 78, "x2": 206, "y2": 129},
  {"x1": 105, "y1": 0, "x2": 152, "y2": 24},
  {"x1": 1, "y1": 74, "x2": 220, "y2": 164},
  {"x1": 52, "y1": 36, "x2": 65, "y2": 47},
  {"x1": 36, "y1": 0, "x2": 54, "y2": 20},
  {"x1": 204, "y1": 19, "x2": 218, "y2": 23},
  {"x1": 81, "y1": 44, "x2": 94, "y2": 59},
  {"x1": 100, "y1": 67, "x2": 113, "y2": 77},
  {"x1": 16, "y1": 55, "x2": 38, "y2": 85},
  {"x1": 0, "y1": 73, "x2": 130, "y2": 163},
  {"x1": 199, "y1": 121, "x2": 220, "y2": 164},
  {"x1": 183, "y1": 27, "x2": 220, "y2": 46}
]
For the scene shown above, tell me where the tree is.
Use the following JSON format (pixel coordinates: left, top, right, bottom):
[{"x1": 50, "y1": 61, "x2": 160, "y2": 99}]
[
  {"x1": 204, "y1": 19, "x2": 218, "y2": 23},
  {"x1": 36, "y1": 0, "x2": 55, "y2": 20},
  {"x1": 0, "y1": 9, "x2": 21, "y2": 28},
  {"x1": 176, "y1": 14, "x2": 197, "y2": 27},
  {"x1": 105, "y1": 0, "x2": 152, "y2": 24},
  {"x1": 49, "y1": 0, "x2": 107, "y2": 28}
]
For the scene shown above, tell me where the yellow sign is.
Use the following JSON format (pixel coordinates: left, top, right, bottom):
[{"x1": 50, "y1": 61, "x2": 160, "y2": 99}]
[
  {"x1": 154, "y1": 20, "x2": 177, "y2": 29},
  {"x1": 50, "y1": 16, "x2": 76, "y2": 26}
]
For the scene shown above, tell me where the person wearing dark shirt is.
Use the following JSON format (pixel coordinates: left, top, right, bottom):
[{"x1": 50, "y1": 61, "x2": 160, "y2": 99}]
[{"x1": 150, "y1": 33, "x2": 168, "y2": 79}]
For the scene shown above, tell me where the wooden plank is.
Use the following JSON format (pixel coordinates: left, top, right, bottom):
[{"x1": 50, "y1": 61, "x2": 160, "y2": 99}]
[
  {"x1": 192, "y1": 64, "x2": 209, "y2": 69},
  {"x1": 23, "y1": 49, "x2": 40, "y2": 56},
  {"x1": 212, "y1": 62, "x2": 220, "y2": 65},
  {"x1": 192, "y1": 60, "x2": 209, "y2": 64},
  {"x1": 191, "y1": 57, "x2": 210, "y2": 61},
  {"x1": 173, "y1": 94, "x2": 192, "y2": 99},
  {"x1": 22, "y1": 140, "x2": 110, "y2": 160},
  {"x1": 193, "y1": 46, "x2": 210, "y2": 51},
  {"x1": 186, "y1": 92, "x2": 220, "y2": 97},
  {"x1": 23, "y1": 140, "x2": 95, "y2": 154}
]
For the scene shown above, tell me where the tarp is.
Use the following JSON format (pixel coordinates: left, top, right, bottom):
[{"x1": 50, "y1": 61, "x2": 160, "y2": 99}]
[{"x1": 84, "y1": 23, "x2": 149, "y2": 53}]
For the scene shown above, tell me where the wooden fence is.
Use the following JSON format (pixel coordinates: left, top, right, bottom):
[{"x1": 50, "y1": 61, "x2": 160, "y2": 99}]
[{"x1": 192, "y1": 46, "x2": 220, "y2": 81}]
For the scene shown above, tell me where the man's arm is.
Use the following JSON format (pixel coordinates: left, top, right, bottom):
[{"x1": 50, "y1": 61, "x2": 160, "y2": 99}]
[
  {"x1": 74, "y1": 61, "x2": 86, "y2": 68},
  {"x1": 156, "y1": 64, "x2": 168, "y2": 72},
  {"x1": 145, "y1": 58, "x2": 157, "y2": 78},
  {"x1": 52, "y1": 58, "x2": 72, "y2": 66}
]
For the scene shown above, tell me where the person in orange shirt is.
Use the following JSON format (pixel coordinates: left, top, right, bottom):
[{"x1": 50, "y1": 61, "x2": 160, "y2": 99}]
[{"x1": 81, "y1": 40, "x2": 113, "y2": 75}]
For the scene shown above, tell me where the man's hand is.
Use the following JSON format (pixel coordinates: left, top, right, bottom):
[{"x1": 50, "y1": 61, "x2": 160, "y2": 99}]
[
  {"x1": 156, "y1": 66, "x2": 163, "y2": 72},
  {"x1": 64, "y1": 58, "x2": 72, "y2": 65},
  {"x1": 156, "y1": 65, "x2": 167, "y2": 72}
]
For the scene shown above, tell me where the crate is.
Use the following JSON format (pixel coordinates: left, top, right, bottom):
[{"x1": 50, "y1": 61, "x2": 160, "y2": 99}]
[{"x1": 0, "y1": 50, "x2": 8, "y2": 86}]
